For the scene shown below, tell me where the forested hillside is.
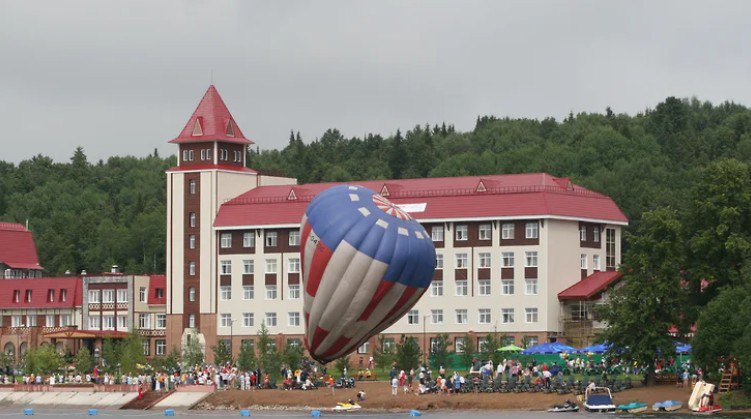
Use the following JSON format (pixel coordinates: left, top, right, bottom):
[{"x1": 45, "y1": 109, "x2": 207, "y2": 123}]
[{"x1": 2, "y1": 96, "x2": 751, "y2": 279}]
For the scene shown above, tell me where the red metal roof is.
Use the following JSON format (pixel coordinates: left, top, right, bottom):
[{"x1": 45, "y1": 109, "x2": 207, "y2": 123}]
[
  {"x1": 148, "y1": 274, "x2": 166, "y2": 305},
  {"x1": 0, "y1": 223, "x2": 43, "y2": 270},
  {"x1": 0, "y1": 277, "x2": 82, "y2": 309},
  {"x1": 557, "y1": 270, "x2": 623, "y2": 301},
  {"x1": 214, "y1": 173, "x2": 629, "y2": 227},
  {"x1": 169, "y1": 85, "x2": 253, "y2": 145}
]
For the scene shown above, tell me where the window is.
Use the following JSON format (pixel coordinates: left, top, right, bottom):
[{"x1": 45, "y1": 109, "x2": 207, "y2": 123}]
[
  {"x1": 455, "y1": 337, "x2": 466, "y2": 353},
  {"x1": 288, "y1": 312, "x2": 300, "y2": 326},
  {"x1": 455, "y1": 309, "x2": 468, "y2": 324},
  {"x1": 525, "y1": 222, "x2": 539, "y2": 239},
  {"x1": 243, "y1": 232, "x2": 255, "y2": 248},
  {"x1": 220, "y1": 233, "x2": 232, "y2": 248},
  {"x1": 265, "y1": 312, "x2": 277, "y2": 327},
  {"x1": 118, "y1": 315, "x2": 127, "y2": 330},
  {"x1": 88, "y1": 290, "x2": 100, "y2": 303},
  {"x1": 525, "y1": 278, "x2": 538, "y2": 295},
  {"x1": 189, "y1": 287, "x2": 196, "y2": 301},
  {"x1": 189, "y1": 235, "x2": 196, "y2": 249},
  {"x1": 188, "y1": 261, "x2": 196, "y2": 276},
  {"x1": 189, "y1": 179, "x2": 196, "y2": 194},
  {"x1": 200, "y1": 149, "x2": 206, "y2": 160},
  {"x1": 188, "y1": 314, "x2": 196, "y2": 328},
  {"x1": 357, "y1": 342, "x2": 370, "y2": 354},
  {"x1": 430, "y1": 281, "x2": 443, "y2": 297},
  {"x1": 46, "y1": 314, "x2": 54, "y2": 327},
  {"x1": 502, "y1": 308, "x2": 515, "y2": 323},
  {"x1": 220, "y1": 260, "x2": 232, "y2": 275},
  {"x1": 479, "y1": 308, "x2": 491, "y2": 324},
  {"x1": 593, "y1": 226, "x2": 601, "y2": 242},
  {"x1": 243, "y1": 285, "x2": 254, "y2": 300},
  {"x1": 26, "y1": 315, "x2": 36, "y2": 327},
  {"x1": 243, "y1": 259, "x2": 254, "y2": 274},
  {"x1": 455, "y1": 280, "x2": 468, "y2": 296},
  {"x1": 431, "y1": 226, "x2": 444, "y2": 242},
  {"x1": 525, "y1": 336, "x2": 539, "y2": 347},
  {"x1": 265, "y1": 231, "x2": 278, "y2": 247},
  {"x1": 102, "y1": 289, "x2": 114, "y2": 303},
  {"x1": 525, "y1": 308, "x2": 538, "y2": 323},
  {"x1": 220, "y1": 313, "x2": 232, "y2": 327},
  {"x1": 407, "y1": 310, "x2": 419, "y2": 325},
  {"x1": 579, "y1": 225, "x2": 587, "y2": 241},
  {"x1": 60, "y1": 314, "x2": 71, "y2": 327},
  {"x1": 288, "y1": 284, "x2": 300, "y2": 299},
  {"x1": 289, "y1": 230, "x2": 300, "y2": 246},
  {"x1": 502, "y1": 279, "x2": 515, "y2": 295},
  {"x1": 478, "y1": 252, "x2": 491, "y2": 268},
  {"x1": 431, "y1": 309, "x2": 443, "y2": 324},
  {"x1": 288, "y1": 258, "x2": 300, "y2": 273},
  {"x1": 11, "y1": 315, "x2": 22, "y2": 327},
  {"x1": 606, "y1": 228, "x2": 616, "y2": 269},
  {"x1": 479, "y1": 224, "x2": 491, "y2": 240},
  {"x1": 88, "y1": 316, "x2": 100, "y2": 329},
  {"x1": 189, "y1": 212, "x2": 196, "y2": 228},
  {"x1": 139, "y1": 313, "x2": 150, "y2": 329},
  {"x1": 593, "y1": 255, "x2": 601, "y2": 271},
  {"x1": 13, "y1": 290, "x2": 20, "y2": 303},
  {"x1": 477, "y1": 337, "x2": 489, "y2": 352},
  {"x1": 139, "y1": 287, "x2": 147, "y2": 302},
  {"x1": 479, "y1": 279, "x2": 491, "y2": 295},
  {"x1": 60, "y1": 289, "x2": 67, "y2": 302},
  {"x1": 156, "y1": 288, "x2": 164, "y2": 299},
  {"x1": 142, "y1": 341, "x2": 150, "y2": 356},
  {"x1": 48, "y1": 289, "x2": 54, "y2": 302},
  {"x1": 182, "y1": 150, "x2": 188, "y2": 162},
  {"x1": 580, "y1": 254, "x2": 587, "y2": 269},
  {"x1": 156, "y1": 340, "x2": 166, "y2": 356},
  {"x1": 455, "y1": 253, "x2": 468, "y2": 268},
  {"x1": 265, "y1": 259, "x2": 277, "y2": 274},
  {"x1": 525, "y1": 251, "x2": 538, "y2": 267},
  {"x1": 502, "y1": 252, "x2": 514, "y2": 267},
  {"x1": 103, "y1": 315, "x2": 114, "y2": 330},
  {"x1": 435, "y1": 254, "x2": 443, "y2": 269},
  {"x1": 266, "y1": 284, "x2": 277, "y2": 300},
  {"x1": 156, "y1": 314, "x2": 166, "y2": 329},
  {"x1": 220, "y1": 286, "x2": 232, "y2": 301},
  {"x1": 117, "y1": 289, "x2": 128, "y2": 303},
  {"x1": 455, "y1": 225, "x2": 468, "y2": 241},
  {"x1": 570, "y1": 305, "x2": 589, "y2": 321},
  {"x1": 501, "y1": 223, "x2": 515, "y2": 239},
  {"x1": 243, "y1": 313, "x2": 254, "y2": 327},
  {"x1": 25, "y1": 290, "x2": 32, "y2": 302}
]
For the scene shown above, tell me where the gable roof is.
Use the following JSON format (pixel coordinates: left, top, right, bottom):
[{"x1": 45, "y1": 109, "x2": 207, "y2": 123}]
[
  {"x1": 557, "y1": 270, "x2": 623, "y2": 301},
  {"x1": 0, "y1": 277, "x2": 82, "y2": 309},
  {"x1": 169, "y1": 85, "x2": 253, "y2": 145},
  {"x1": 214, "y1": 173, "x2": 629, "y2": 228},
  {"x1": 148, "y1": 274, "x2": 166, "y2": 305},
  {"x1": 0, "y1": 223, "x2": 43, "y2": 270}
]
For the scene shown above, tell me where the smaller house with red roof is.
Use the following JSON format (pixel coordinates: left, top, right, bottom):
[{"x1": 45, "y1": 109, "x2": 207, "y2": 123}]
[
  {"x1": 557, "y1": 270, "x2": 624, "y2": 347},
  {"x1": 0, "y1": 223, "x2": 43, "y2": 279}
]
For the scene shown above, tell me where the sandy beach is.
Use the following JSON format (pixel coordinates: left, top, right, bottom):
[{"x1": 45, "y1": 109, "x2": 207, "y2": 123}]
[{"x1": 199, "y1": 380, "x2": 696, "y2": 411}]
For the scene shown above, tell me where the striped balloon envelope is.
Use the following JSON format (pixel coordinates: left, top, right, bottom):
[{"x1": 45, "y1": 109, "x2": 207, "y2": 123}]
[{"x1": 301, "y1": 185, "x2": 436, "y2": 363}]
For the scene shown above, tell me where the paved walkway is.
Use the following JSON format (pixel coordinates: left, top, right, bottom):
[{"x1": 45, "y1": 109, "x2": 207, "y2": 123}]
[
  {"x1": 0, "y1": 390, "x2": 138, "y2": 408},
  {"x1": 153, "y1": 391, "x2": 211, "y2": 409}
]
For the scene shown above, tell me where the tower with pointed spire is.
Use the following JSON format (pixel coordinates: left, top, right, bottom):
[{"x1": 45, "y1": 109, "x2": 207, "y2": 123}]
[{"x1": 165, "y1": 86, "x2": 295, "y2": 358}]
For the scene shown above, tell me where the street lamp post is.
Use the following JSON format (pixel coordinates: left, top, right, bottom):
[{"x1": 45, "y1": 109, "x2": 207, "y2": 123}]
[
  {"x1": 230, "y1": 319, "x2": 236, "y2": 361},
  {"x1": 422, "y1": 315, "x2": 430, "y2": 366}
]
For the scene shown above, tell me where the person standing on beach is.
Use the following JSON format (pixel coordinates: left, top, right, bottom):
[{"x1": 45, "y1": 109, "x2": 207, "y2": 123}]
[{"x1": 391, "y1": 375, "x2": 398, "y2": 396}]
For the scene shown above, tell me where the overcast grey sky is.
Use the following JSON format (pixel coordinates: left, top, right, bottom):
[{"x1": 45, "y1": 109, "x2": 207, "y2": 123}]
[{"x1": 1, "y1": 1, "x2": 750, "y2": 164}]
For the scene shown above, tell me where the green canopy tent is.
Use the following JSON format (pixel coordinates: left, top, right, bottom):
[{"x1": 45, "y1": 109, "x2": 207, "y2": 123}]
[{"x1": 497, "y1": 344, "x2": 524, "y2": 352}]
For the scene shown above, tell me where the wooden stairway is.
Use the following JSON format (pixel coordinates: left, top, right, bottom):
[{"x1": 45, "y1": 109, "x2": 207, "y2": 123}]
[{"x1": 718, "y1": 372, "x2": 733, "y2": 393}]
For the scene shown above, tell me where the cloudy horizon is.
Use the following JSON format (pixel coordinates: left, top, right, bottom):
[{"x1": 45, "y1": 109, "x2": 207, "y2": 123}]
[{"x1": 1, "y1": 0, "x2": 750, "y2": 163}]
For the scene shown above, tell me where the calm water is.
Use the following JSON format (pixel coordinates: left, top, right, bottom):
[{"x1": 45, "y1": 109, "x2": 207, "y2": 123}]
[{"x1": 0, "y1": 409, "x2": 745, "y2": 419}]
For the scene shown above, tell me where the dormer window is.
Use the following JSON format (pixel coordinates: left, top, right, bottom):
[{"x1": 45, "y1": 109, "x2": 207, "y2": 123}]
[
  {"x1": 48, "y1": 289, "x2": 55, "y2": 302},
  {"x1": 60, "y1": 289, "x2": 67, "y2": 302},
  {"x1": 25, "y1": 290, "x2": 32, "y2": 302},
  {"x1": 226, "y1": 120, "x2": 235, "y2": 137},
  {"x1": 155, "y1": 288, "x2": 164, "y2": 299},
  {"x1": 13, "y1": 290, "x2": 20, "y2": 303}
]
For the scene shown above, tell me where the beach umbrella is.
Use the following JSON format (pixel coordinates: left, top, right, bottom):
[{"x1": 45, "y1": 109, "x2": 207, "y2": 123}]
[
  {"x1": 497, "y1": 344, "x2": 524, "y2": 352},
  {"x1": 575, "y1": 342, "x2": 612, "y2": 354},
  {"x1": 675, "y1": 342, "x2": 692, "y2": 354},
  {"x1": 301, "y1": 185, "x2": 436, "y2": 363},
  {"x1": 521, "y1": 342, "x2": 576, "y2": 354}
]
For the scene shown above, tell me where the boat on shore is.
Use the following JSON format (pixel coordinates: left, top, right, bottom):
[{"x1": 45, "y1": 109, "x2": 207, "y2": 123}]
[
  {"x1": 617, "y1": 401, "x2": 647, "y2": 413},
  {"x1": 547, "y1": 400, "x2": 579, "y2": 412},
  {"x1": 332, "y1": 402, "x2": 361, "y2": 412},
  {"x1": 652, "y1": 400, "x2": 682, "y2": 411},
  {"x1": 583, "y1": 386, "x2": 616, "y2": 413},
  {"x1": 688, "y1": 381, "x2": 722, "y2": 414}
]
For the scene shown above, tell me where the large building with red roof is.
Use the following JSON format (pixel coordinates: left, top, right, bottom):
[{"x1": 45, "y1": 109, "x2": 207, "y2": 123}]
[
  {"x1": 165, "y1": 86, "x2": 629, "y2": 361},
  {"x1": 0, "y1": 223, "x2": 44, "y2": 279}
]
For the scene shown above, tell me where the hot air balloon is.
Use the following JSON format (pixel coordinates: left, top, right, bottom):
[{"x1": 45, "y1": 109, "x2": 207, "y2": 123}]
[{"x1": 301, "y1": 185, "x2": 436, "y2": 363}]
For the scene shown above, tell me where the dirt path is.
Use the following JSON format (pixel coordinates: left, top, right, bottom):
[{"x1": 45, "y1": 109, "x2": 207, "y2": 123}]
[{"x1": 200, "y1": 381, "x2": 695, "y2": 411}]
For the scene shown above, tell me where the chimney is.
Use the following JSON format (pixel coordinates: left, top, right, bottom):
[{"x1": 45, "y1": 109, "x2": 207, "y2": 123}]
[
  {"x1": 111, "y1": 265, "x2": 119, "y2": 274},
  {"x1": 64, "y1": 270, "x2": 71, "y2": 276},
  {"x1": 80, "y1": 270, "x2": 87, "y2": 276}
]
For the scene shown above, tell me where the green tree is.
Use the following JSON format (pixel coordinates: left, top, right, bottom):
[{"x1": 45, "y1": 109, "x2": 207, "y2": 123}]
[
  {"x1": 182, "y1": 332, "x2": 204, "y2": 367},
  {"x1": 212, "y1": 340, "x2": 233, "y2": 366},
  {"x1": 24, "y1": 345, "x2": 63, "y2": 375},
  {"x1": 429, "y1": 333, "x2": 450, "y2": 370},
  {"x1": 257, "y1": 323, "x2": 280, "y2": 379},
  {"x1": 281, "y1": 343, "x2": 303, "y2": 370},
  {"x1": 153, "y1": 348, "x2": 181, "y2": 373},
  {"x1": 597, "y1": 208, "x2": 688, "y2": 385},
  {"x1": 119, "y1": 333, "x2": 146, "y2": 375},
  {"x1": 372, "y1": 334, "x2": 395, "y2": 370},
  {"x1": 394, "y1": 335, "x2": 420, "y2": 371},
  {"x1": 74, "y1": 347, "x2": 94, "y2": 375},
  {"x1": 334, "y1": 355, "x2": 351, "y2": 377},
  {"x1": 237, "y1": 341, "x2": 257, "y2": 371},
  {"x1": 101, "y1": 338, "x2": 121, "y2": 371},
  {"x1": 459, "y1": 333, "x2": 476, "y2": 371}
]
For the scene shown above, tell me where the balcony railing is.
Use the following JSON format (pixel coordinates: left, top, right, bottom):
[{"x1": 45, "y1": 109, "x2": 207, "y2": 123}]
[{"x1": 137, "y1": 329, "x2": 166, "y2": 337}]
